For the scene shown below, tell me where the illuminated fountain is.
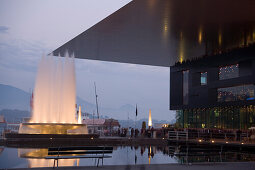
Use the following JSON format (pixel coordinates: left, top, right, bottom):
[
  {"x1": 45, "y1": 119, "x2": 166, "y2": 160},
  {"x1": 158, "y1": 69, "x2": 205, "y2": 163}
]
[
  {"x1": 148, "y1": 109, "x2": 152, "y2": 128},
  {"x1": 19, "y1": 53, "x2": 87, "y2": 134}
]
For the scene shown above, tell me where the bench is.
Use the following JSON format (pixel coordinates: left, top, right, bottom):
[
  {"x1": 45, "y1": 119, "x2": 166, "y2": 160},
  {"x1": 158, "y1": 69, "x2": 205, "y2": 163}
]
[{"x1": 46, "y1": 146, "x2": 113, "y2": 168}]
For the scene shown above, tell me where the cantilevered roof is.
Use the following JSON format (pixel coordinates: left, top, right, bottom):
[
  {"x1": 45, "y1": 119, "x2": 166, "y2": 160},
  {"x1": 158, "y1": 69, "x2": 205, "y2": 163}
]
[{"x1": 53, "y1": 0, "x2": 255, "y2": 67}]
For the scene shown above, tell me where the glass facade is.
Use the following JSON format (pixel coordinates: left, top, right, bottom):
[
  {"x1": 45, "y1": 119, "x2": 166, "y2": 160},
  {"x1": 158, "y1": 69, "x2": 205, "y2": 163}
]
[
  {"x1": 176, "y1": 106, "x2": 255, "y2": 129},
  {"x1": 219, "y1": 64, "x2": 239, "y2": 80},
  {"x1": 201, "y1": 72, "x2": 207, "y2": 85},
  {"x1": 218, "y1": 84, "x2": 255, "y2": 102},
  {"x1": 183, "y1": 70, "x2": 189, "y2": 105}
]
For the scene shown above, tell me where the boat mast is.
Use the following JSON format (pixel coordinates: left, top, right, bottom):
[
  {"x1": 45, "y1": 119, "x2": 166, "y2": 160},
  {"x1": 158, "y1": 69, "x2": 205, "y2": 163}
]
[{"x1": 94, "y1": 82, "x2": 99, "y2": 119}]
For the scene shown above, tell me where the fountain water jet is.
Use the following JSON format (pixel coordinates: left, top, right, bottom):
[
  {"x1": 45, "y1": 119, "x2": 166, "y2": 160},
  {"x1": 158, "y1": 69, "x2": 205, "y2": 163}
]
[
  {"x1": 32, "y1": 53, "x2": 76, "y2": 123},
  {"x1": 19, "y1": 53, "x2": 87, "y2": 134}
]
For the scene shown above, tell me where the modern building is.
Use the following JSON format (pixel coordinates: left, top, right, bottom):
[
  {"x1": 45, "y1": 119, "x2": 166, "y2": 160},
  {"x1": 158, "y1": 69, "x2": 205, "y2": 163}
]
[
  {"x1": 53, "y1": 0, "x2": 255, "y2": 129},
  {"x1": 171, "y1": 45, "x2": 255, "y2": 129}
]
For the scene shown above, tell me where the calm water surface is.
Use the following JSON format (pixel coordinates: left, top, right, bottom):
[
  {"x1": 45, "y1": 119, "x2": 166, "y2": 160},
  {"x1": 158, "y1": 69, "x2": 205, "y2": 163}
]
[
  {"x1": 0, "y1": 146, "x2": 175, "y2": 168},
  {"x1": 0, "y1": 146, "x2": 255, "y2": 169}
]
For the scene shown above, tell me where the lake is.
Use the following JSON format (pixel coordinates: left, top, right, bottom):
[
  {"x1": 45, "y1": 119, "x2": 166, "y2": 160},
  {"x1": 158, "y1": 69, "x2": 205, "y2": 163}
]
[{"x1": 0, "y1": 145, "x2": 254, "y2": 169}]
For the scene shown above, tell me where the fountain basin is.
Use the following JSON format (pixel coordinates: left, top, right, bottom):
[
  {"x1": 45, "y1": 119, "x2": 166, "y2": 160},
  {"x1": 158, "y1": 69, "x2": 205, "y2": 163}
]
[{"x1": 19, "y1": 123, "x2": 88, "y2": 135}]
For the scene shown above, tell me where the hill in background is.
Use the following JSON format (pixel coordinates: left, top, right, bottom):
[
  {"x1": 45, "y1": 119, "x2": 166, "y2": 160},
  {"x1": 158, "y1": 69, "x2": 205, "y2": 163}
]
[{"x1": 0, "y1": 84, "x2": 175, "y2": 125}]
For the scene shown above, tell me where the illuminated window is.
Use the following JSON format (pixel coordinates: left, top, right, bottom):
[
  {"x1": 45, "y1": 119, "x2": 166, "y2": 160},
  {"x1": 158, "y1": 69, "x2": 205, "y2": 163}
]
[
  {"x1": 201, "y1": 72, "x2": 207, "y2": 85},
  {"x1": 217, "y1": 84, "x2": 255, "y2": 102},
  {"x1": 219, "y1": 64, "x2": 239, "y2": 80}
]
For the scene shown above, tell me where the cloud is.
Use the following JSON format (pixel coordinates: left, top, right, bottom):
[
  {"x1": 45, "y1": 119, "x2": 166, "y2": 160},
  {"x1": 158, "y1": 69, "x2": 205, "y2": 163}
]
[
  {"x1": 0, "y1": 37, "x2": 51, "y2": 93},
  {"x1": 0, "y1": 26, "x2": 9, "y2": 33},
  {"x1": 0, "y1": 38, "x2": 50, "y2": 72}
]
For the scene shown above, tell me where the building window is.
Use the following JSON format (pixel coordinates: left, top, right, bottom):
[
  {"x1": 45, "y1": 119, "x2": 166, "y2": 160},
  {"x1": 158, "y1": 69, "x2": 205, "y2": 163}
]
[
  {"x1": 219, "y1": 64, "x2": 239, "y2": 80},
  {"x1": 183, "y1": 70, "x2": 189, "y2": 105},
  {"x1": 175, "y1": 106, "x2": 255, "y2": 130},
  {"x1": 201, "y1": 72, "x2": 207, "y2": 85},
  {"x1": 217, "y1": 84, "x2": 255, "y2": 102}
]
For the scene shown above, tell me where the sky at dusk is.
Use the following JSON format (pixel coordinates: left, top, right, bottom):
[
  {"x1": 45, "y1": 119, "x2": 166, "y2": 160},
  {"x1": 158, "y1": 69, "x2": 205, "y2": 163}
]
[{"x1": 0, "y1": 0, "x2": 175, "y2": 121}]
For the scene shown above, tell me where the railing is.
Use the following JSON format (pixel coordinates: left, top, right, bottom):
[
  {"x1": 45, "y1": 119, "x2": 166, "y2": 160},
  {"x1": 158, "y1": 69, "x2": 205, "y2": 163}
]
[
  {"x1": 168, "y1": 131, "x2": 188, "y2": 141},
  {"x1": 168, "y1": 130, "x2": 249, "y2": 142}
]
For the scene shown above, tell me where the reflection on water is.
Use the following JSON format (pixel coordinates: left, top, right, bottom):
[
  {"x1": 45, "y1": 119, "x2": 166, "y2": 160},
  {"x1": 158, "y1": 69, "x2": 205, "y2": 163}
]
[
  {"x1": 0, "y1": 147, "x2": 3, "y2": 155},
  {"x1": 18, "y1": 148, "x2": 78, "y2": 168},
  {"x1": 169, "y1": 145, "x2": 255, "y2": 164},
  {"x1": 0, "y1": 145, "x2": 255, "y2": 168},
  {"x1": 27, "y1": 159, "x2": 77, "y2": 168}
]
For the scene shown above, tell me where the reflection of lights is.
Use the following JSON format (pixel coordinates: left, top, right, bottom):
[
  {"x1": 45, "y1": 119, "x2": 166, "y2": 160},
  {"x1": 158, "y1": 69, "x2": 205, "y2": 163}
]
[
  {"x1": 148, "y1": 146, "x2": 152, "y2": 165},
  {"x1": 247, "y1": 35, "x2": 251, "y2": 44},
  {"x1": 226, "y1": 141, "x2": 229, "y2": 144},
  {"x1": 20, "y1": 149, "x2": 78, "y2": 168},
  {"x1": 162, "y1": 1, "x2": 170, "y2": 42},
  {"x1": 164, "y1": 25, "x2": 168, "y2": 32},
  {"x1": 198, "y1": 26, "x2": 203, "y2": 44},
  {"x1": 28, "y1": 159, "x2": 76, "y2": 168},
  {"x1": 148, "y1": 0, "x2": 156, "y2": 9},
  {"x1": 241, "y1": 36, "x2": 245, "y2": 47},
  {"x1": 179, "y1": 56, "x2": 183, "y2": 63},
  {"x1": 179, "y1": 32, "x2": 184, "y2": 63},
  {"x1": 218, "y1": 31, "x2": 222, "y2": 46}
]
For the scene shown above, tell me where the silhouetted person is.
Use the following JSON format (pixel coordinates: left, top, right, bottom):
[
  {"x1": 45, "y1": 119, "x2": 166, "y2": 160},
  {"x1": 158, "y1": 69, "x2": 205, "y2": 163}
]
[
  {"x1": 131, "y1": 128, "x2": 134, "y2": 137},
  {"x1": 140, "y1": 147, "x2": 144, "y2": 156},
  {"x1": 118, "y1": 128, "x2": 120, "y2": 136},
  {"x1": 135, "y1": 129, "x2": 139, "y2": 138}
]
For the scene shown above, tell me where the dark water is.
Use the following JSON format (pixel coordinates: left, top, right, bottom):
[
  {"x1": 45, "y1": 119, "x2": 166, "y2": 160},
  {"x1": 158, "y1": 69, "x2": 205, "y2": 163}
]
[
  {"x1": 0, "y1": 146, "x2": 255, "y2": 169},
  {"x1": 0, "y1": 146, "x2": 174, "y2": 169}
]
